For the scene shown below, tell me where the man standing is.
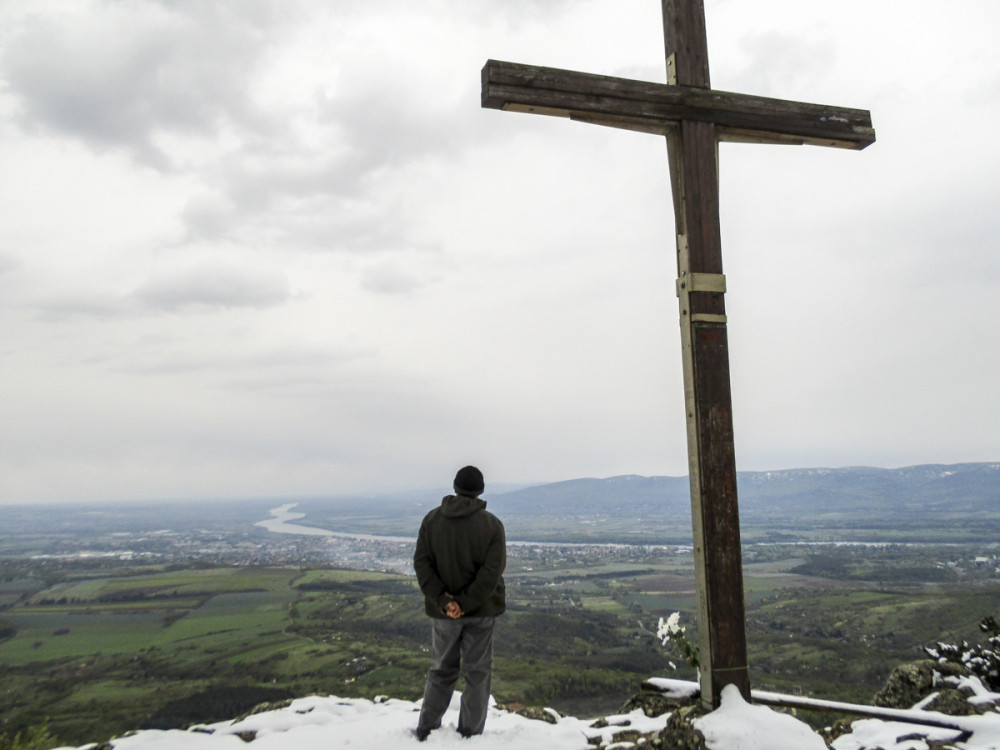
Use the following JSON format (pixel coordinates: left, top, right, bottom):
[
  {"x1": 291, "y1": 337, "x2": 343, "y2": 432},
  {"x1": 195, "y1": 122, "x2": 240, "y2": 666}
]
[{"x1": 413, "y1": 465, "x2": 506, "y2": 740}]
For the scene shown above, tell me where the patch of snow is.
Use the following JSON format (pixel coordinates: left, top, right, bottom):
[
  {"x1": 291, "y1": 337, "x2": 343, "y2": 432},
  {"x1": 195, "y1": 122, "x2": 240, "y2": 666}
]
[
  {"x1": 643, "y1": 677, "x2": 700, "y2": 700},
  {"x1": 912, "y1": 692, "x2": 940, "y2": 710},
  {"x1": 694, "y1": 685, "x2": 827, "y2": 750},
  {"x1": 582, "y1": 709, "x2": 671, "y2": 745},
  {"x1": 942, "y1": 674, "x2": 1000, "y2": 705},
  {"x1": 831, "y1": 719, "x2": 963, "y2": 750}
]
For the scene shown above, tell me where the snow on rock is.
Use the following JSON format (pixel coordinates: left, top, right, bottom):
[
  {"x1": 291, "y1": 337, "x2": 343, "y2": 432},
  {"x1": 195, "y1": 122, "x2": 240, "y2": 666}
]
[
  {"x1": 831, "y1": 719, "x2": 965, "y2": 750},
  {"x1": 694, "y1": 685, "x2": 828, "y2": 750},
  {"x1": 643, "y1": 677, "x2": 701, "y2": 701},
  {"x1": 946, "y1": 674, "x2": 1000, "y2": 706},
  {"x1": 828, "y1": 702, "x2": 1000, "y2": 749},
  {"x1": 581, "y1": 709, "x2": 672, "y2": 746}
]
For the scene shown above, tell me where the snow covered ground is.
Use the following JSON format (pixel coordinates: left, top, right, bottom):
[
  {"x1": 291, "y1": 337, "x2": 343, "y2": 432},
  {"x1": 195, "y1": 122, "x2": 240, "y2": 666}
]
[
  {"x1": 49, "y1": 686, "x2": 1000, "y2": 750},
  {"x1": 52, "y1": 692, "x2": 670, "y2": 750}
]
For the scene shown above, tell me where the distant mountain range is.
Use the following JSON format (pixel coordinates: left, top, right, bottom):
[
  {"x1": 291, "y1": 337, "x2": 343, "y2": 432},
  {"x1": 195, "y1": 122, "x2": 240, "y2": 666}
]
[
  {"x1": 484, "y1": 463, "x2": 1000, "y2": 542},
  {"x1": 492, "y1": 462, "x2": 1000, "y2": 515}
]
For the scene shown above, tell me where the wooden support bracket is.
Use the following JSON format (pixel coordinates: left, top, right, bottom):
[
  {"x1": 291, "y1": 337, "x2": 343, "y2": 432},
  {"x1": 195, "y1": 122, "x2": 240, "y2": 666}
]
[{"x1": 677, "y1": 272, "x2": 727, "y2": 295}]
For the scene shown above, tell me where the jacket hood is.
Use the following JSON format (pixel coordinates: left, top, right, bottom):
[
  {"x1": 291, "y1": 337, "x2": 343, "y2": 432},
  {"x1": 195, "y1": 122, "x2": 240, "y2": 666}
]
[{"x1": 440, "y1": 494, "x2": 486, "y2": 518}]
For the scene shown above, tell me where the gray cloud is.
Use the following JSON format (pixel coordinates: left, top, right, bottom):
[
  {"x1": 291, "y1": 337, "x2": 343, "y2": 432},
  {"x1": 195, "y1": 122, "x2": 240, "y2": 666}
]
[
  {"x1": 1, "y1": 0, "x2": 523, "y2": 272},
  {"x1": 132, "y1": 262, "x2": 291, "y2": 311},
  {"x1": 1, "y1": 2, "x2": 288, "y2": 167},
  {"x1": 1, "y1": 1, "x2": 517, "y2": 261}
]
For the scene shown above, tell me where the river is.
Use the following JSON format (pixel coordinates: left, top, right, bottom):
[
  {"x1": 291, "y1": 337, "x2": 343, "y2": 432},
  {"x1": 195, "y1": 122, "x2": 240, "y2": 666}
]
[{"x1": 254, "y1": 503, "x2": 416, "y2": 543}]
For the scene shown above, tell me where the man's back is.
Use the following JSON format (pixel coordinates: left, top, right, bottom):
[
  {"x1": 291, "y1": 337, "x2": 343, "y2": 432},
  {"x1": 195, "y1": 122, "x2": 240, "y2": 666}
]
[{"x1": 414, "y1": 493, "x2": 505, "y2": 619}]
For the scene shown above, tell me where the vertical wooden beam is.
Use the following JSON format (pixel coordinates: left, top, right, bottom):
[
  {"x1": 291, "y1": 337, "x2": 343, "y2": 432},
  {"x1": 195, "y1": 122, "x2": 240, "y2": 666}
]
[
  {"x1": 663, "y1": 0, "x2": 710, "y2": 88},
  {"x1": 663, "y1": 0, "x2": 750, "y2": 709}
]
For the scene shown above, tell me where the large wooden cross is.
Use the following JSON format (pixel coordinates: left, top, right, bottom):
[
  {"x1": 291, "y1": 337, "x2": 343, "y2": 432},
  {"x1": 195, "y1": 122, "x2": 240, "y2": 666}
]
[{"x1": 482, "y1": 0, "x2": 875, "y2": 708}]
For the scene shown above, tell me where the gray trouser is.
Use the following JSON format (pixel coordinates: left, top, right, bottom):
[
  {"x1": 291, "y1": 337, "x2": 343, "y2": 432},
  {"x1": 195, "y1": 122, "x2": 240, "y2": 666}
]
[{"x1": 416, "y1": 615, "x2": 495, "y2": 736}]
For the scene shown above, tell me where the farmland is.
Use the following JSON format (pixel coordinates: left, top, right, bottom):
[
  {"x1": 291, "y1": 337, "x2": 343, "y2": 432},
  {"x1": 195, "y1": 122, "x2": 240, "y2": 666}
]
[{"x1": 3, "y1": 538, "x2": 1000, "y2": 746}]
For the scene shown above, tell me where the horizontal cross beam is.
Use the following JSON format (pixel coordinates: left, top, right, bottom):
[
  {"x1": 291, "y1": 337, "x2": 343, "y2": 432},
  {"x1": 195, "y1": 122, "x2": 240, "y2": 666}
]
[{"x1": 482, "y1": 59, "x2": 875, "y2": 150}]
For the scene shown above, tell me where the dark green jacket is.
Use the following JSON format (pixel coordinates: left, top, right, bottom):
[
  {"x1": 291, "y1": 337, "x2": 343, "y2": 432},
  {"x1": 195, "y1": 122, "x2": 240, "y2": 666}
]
[{"x1": 413, "y1": 494, "x2": 506, "y2": 619}]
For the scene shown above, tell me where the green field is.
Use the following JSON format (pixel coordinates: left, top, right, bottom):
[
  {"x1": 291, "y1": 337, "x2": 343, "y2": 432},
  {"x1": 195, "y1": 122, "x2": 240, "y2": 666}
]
[
  {"x1": 0, "y1": 566, "x2": 421, "y2": 743},
  {"x1": 3, "y1": 561, "x2": 665, "y2": 744}
]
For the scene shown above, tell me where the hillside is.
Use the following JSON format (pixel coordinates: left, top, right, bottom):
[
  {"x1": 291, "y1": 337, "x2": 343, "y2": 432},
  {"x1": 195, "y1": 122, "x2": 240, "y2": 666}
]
[
  {"x1": 495, "y1": 463, "x2": 1000, "y2": 518},
  {"x1": 482, "y1": 462, "x2": 1000, "y2": 544}
]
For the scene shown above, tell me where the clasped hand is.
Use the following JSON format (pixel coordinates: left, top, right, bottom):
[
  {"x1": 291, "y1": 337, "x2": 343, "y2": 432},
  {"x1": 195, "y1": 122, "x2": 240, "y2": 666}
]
[{"x1": 444, "y1": 598, "x2": 463, "y2": 619}]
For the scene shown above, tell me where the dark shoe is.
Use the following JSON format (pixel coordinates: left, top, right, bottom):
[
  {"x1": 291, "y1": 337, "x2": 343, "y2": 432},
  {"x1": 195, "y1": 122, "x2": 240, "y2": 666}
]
[{"x1": 413, "y1": 727, "x2": 432, "y2": 742}]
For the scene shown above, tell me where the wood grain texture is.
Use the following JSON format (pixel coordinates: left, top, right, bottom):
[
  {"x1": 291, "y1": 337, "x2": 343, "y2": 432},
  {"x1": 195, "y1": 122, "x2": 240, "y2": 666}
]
[{"x1": 482, "y1": 60, "x2": 875, "y2": 149}]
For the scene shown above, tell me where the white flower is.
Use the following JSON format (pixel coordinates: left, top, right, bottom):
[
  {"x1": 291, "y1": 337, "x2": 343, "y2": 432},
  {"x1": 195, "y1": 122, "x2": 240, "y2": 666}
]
[{"x1": 656, "y1": 612, "x2": 684, "y2": 645}]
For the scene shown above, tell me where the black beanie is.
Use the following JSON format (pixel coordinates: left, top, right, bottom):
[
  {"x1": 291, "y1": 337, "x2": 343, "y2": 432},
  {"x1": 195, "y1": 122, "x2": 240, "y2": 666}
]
[{"x1": 453, "y1": 465, "x2": 485, "y2": 497}]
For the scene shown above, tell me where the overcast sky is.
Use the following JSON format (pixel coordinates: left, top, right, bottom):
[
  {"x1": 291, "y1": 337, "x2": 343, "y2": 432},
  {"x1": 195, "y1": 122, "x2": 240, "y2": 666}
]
[{"x1": 2, "y1": 0, "x2": 999, "y2": 505}]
